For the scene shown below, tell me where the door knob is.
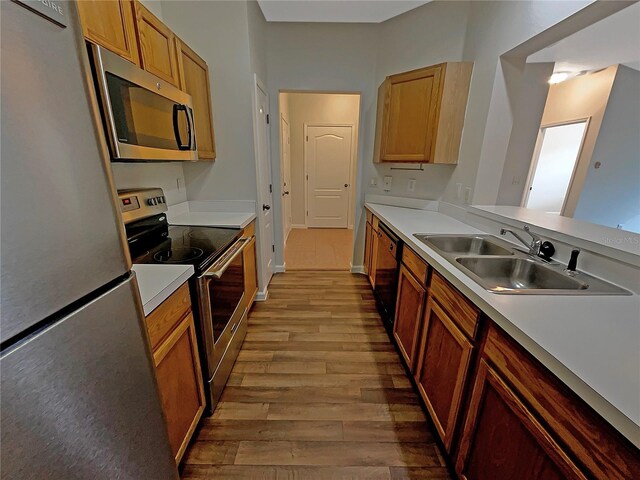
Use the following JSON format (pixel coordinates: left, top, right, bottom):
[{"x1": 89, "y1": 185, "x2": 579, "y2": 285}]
[
  {"x1": 263, "y1": 204, "x2": 271, "y2": 211},
  {"x1": 344, "y1": 184, "x2": 349, "y2": 188},
  {"x1": 283, "y1": 191, "x2": 290, "y2": 196}
]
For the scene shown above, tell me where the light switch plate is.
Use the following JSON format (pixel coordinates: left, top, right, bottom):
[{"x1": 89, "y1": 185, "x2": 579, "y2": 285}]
[
  {"x1": 408, "y1": 179, "x2": 416, "y2": 192},
  {"x1": 383, "y1": 176, "x2": 392, "y2": 192}
]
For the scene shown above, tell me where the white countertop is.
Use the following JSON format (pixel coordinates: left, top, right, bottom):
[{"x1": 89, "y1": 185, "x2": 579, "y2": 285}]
[
  {"x1": 166, "y1": 201, "x2": 256, "y2": 229},
  {"x1": 132, "y1": 264, "x2": 194, "y2": 316},
  {"x1": 365, "y1": 202, "x2": 640, "y2": 445}
]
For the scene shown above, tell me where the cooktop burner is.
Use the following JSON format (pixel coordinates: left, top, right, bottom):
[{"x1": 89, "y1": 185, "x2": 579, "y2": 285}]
[
  {"x1": 127, "y1": 215, "x2": 242, "y2": 273},
  {"x1": 153, "y1": 247, "x2": 204, "y2": 263}
]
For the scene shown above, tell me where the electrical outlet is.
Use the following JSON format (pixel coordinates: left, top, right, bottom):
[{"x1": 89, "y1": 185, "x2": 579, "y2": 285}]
[
  {"x1": 370, "y1": 177, "x2": 378, "y2": 187},
  {"x1": 383, "y1": 176, "x2": 392, "y2": 192},
  {"x1": 408, "y1": 179, "x2": 416, "y2": 192},
  {"x1": 464, "y1": 187, "x2": 472, "y2": 204},
  {"x1": 456, "y1": 183, "x2": 463, "y2": 200},
  {"x1": 177, "y1": 177, "x2": 184, "y2": 191},
  {"x1": 512, "y1": 175, "x2": 521, "y2": 186}
]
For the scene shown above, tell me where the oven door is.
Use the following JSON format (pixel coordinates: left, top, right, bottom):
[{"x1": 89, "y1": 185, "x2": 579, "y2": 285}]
[
  {"x1": 91, "y1": 44, "x2": 198, "y2": 162},
  {"x1": 197, "y1": 237, "x2": 247, "y2": 378}
]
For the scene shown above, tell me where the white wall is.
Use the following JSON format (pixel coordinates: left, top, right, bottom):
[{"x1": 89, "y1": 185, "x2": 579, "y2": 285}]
[
  {"x1": 139, "y1": 0, "x2": 163, "y2": 20},
  {"x1": 283, "y1": 93, "x2": 361, "y2": 226},
  {"x1": 574, "y1": 65, "x2": 640, "y2": 232}
]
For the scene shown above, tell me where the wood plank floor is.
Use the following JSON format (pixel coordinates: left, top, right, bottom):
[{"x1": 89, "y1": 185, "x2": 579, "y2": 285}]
[{"x1": 181, "y1": 271, "x2": 451, "y2": 480}]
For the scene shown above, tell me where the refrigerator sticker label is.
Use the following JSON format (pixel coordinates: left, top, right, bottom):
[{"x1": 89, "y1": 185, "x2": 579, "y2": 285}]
[{"x1": 13, "y1": 0, "x2": 67, "y2": 28}]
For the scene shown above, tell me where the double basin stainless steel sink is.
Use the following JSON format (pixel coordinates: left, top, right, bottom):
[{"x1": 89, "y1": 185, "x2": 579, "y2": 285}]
[{"x1": 413, "y1": 234, "x2": 631, "y2": 295}]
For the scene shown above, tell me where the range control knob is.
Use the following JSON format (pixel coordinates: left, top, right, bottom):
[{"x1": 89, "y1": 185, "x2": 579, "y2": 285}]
[{"x1": 147, "y1": 198, "x2": 157, "y2": 206}]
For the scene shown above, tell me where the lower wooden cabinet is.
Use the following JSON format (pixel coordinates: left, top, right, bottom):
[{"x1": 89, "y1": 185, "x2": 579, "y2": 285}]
[
  {"x1": 393, "y1": 264, "x2": 426, "y2": 371},
  {"x1": 365, "y1": 215, "x2": 380, "y2": 287},
  {"x1": 415, "y1": 297, "x2": 473, "y2": 451},
  {"x1": 455, "y1": 359, "x2": 586, "y2": 480},
  {"x1": 153, "y1": 311, "x2": 205, "y2": 463},
  {"x1": 243, "y1": 235, "x2": 258, "y2": 307}
]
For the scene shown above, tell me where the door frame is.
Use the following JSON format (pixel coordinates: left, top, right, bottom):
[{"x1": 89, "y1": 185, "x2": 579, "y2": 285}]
[
  {"x1": 303, "y1": 123, "x2": 357, "y2": 229},
  {"x1": 252, "y1": 74, "x2": 274, "y2": 300},
  {"x1": 521, "y1": 117, "x2": 591, "y2": 215},
  {"x1": 280, "y1": 114, "x2": 292, "y2": 246}
]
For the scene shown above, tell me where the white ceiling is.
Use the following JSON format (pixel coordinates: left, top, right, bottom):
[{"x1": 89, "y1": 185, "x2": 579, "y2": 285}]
[
  {"x1": 257, "y1": 0, "x2": 431, "y2": 23},
  {"x1": 528, "y1": 2, "x2": 640, "y2": 73}
]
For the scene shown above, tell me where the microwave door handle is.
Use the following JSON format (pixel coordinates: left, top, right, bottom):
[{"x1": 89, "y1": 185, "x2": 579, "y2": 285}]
[
  {"x1": 186, "y1": 106, "x2": 196, "y2": 151},
  {"x1": 172, "y1": 104, "x2": 189, "y2": 150},
  {"x1": 202, "y1": 238, "x2": 247, "y2": 279}
]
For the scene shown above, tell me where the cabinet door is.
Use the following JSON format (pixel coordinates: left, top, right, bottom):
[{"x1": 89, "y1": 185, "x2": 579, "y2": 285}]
[
  {"x1": 154, "y1": 312, "x2": 205, "y2": 463},
  {"x1": 364, "y1": 221, "x2": 373, "y2": 276},
  {"x1": 134, "y1": 1, "x2": 180, "y2": 87},
  {"x1": 243, "y1": 236, "x2": 258, "y2": 307},
  {"x1": 367, "y1": 224, "x2": 379, "y2": 288},
  {"x1": 176, "y1": 39, "x2": 217, "y2": 160},
  {"x1": 456, "y1": 359, "x2": 587, "y2": 480},
  {"x1": 393, "y1": 265, "x2": 426, "y2": 371},
  {"x1": 415, "y1": 297, "x2": 473, "y2": 451},
  {"x1": 77, "y1": 0, "x2": 140, "y2": 65},
  {"x1": 381, "y1": 65, "x2": 443, "y2": 162}
]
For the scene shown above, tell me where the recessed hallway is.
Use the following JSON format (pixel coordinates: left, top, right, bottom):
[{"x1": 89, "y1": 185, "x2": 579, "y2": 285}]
[
  {"x1": 181, "y1": 271, "x2": 451, "y2": 479},
  {"x1": 285, "y1": 229, "x2": 354, "y2": 271}
]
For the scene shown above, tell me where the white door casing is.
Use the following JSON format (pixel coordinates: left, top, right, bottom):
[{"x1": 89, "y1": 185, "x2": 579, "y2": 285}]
[
  {"x1": 305, "y1": 125, "x2": 353, "y2": 228},
  {"x1": 253, "y1": 76, "x2": 275, "y2": 293},
  {"x1": 280, "y1": 116, "x2": 292, "y2": 244}
]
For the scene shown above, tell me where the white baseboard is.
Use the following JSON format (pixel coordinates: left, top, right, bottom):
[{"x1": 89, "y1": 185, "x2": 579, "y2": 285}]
[
  {"x1": 350, "y1": 264, "x2": 366, "y2": 274},
  {"x1": 275, "y1": 263, "x2": 286, "y2": 273},
  {"x1": 291, "y1": 224, "x2": 307, "y2": 229},
  {"x1": 255, "y1": 288, "x2": 269, "y2": 302}
]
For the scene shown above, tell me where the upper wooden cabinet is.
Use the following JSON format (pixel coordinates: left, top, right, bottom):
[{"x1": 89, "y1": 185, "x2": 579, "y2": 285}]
[
  {"x1": 77, "y1": 0, "x2": 140, "y2": 65},
  {"x1": 176, "y1": 39, "x2": 217, "y2": 160},
  {"x1": 374, "y1": 62, "x2": 473, "y2": 164},
  {"x1": 134, "y1": 1, "x2": 181, "y2": 87}
]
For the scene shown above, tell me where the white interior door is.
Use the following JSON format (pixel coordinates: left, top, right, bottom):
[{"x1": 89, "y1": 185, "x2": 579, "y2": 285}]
[
  {"x1": 306, "y1": 125, "x2": 353, "y2": 228},
  {"x1": 523, "y1": 121, "x2": 588, "y2": 214},
  {"x1": 280, "y1": 116, "x2": 292, "y2": 243},
  {"x1": 254, "y1": 78, "x2": 275, "y2": 290}
]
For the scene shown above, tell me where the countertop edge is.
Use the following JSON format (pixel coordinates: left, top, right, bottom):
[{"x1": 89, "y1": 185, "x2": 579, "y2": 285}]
[
  {"x1": 365, "y1": 202, "x2": 640, "y2": 446},
  {"x1": 132, "y1": 265, "x2": 194, "y2": 316}
]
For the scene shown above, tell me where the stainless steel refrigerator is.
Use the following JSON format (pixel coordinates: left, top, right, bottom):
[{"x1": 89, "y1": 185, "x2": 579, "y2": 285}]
[{"x1": 1, "y1": 1, "x2": 179, "y2": 478}]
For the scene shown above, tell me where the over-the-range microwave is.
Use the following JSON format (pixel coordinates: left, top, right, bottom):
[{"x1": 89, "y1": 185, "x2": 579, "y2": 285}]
[{"x1": 90, "y1": 44, "x2": 198, "y2": 162}]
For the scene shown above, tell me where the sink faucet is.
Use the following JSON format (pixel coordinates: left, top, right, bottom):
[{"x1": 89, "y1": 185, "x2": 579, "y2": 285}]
[{"x1": 500, "y1": 225, "x2": 542, "y2": 256}]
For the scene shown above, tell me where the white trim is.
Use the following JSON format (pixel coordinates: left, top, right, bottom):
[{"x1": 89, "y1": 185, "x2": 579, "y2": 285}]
[
  {"x1": 275, "y1": 263, "x2": 286, "y2": 273},
  {"x1": 255, "y1": 288, "x2": 269, "y2": 302},
  {"x1": 303, "y1": 123, "x2": 357, "y2": 229},
  {"x1": 251, "y1": 74, "x2": 274, "y2": 293},
  {"x1": 280, "y1": 114, "x2": 292, "y2": 249},
  {"x1": 522, "y1": 117, "x2": 591, "y2": 216},
  {"x1": 291, "y1": 224, "x2": 307, "y2": 229},
  {"x1": 350, "y1": 264, "x2": 366, "y2": 274}
]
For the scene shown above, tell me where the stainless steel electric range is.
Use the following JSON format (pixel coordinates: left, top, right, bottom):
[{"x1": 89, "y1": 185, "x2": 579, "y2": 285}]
[{"x1": 118, "y1": 188, "x2": 252, "y2": 414}]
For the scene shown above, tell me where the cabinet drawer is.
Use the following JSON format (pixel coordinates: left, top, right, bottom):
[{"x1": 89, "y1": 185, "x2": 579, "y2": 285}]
[
  {"x1": 402, "y1": 247, "x2": 429, "y2": 286},
  {"x1": 430, "y1": 271, "x2": 479, "y2": 340},
  {"x1": 146, "y1": 282, "x2": 191, "y2": 350}
]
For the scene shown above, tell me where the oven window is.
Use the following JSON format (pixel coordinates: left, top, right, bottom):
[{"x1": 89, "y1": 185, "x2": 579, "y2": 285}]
[
  {"x1": 208, "y1": 254, "x2": 245, "y2": 344},
  {"x1": 106, "y1": 73, "x2": 188, "y2": 150}
]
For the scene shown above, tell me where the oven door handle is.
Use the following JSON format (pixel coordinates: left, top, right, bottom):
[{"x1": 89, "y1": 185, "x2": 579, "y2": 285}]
[{"x1": 202, "y1": 237, "x2": 248, "y2": 279}]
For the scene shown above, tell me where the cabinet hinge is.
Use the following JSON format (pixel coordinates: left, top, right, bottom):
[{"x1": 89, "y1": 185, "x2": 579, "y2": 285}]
[
  {"x1": 269, "y1": 184, "x2": 272, "y2": 193},
  {"x1": 266, "y1": 114, "x2": 270, "y2": 124},
  {"x1": 272, "y1": 244, "x2": 275, "y2": 252}
]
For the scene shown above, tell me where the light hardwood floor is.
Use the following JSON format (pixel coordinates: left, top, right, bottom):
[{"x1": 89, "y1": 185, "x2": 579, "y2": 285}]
[
  {"x1": 181, "y1": 271, "x2": 451, "y2": 480},
  {"x1": 285, "y1": 229, "x2": 353, "y2": 271}
]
